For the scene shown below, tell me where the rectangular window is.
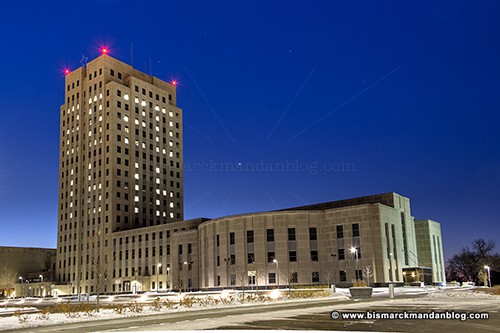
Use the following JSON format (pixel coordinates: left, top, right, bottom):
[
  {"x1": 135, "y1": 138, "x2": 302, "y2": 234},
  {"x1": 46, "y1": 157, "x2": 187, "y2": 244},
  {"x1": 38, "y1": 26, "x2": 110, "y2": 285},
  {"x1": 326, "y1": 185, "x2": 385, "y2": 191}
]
[
  {"x1": 268, "y1": 272, "x2": 276, "y2": 284},
  {"x1": 352, "y1": 223, "x2": 360, "y2": 237},
  {"x1": 336, "y1": 225, "x2": 344, "y2": 239},
  {"x1": 309, "y1": 227, "x2": 317, "y2": 241},
  {"x1": 247, "y1": 253, "x2": 255, "y2": 264},
  {"x1": 288, "y1": 228, "x2": 296, "y2": 241},
  {"x1": 246, "y1": 230, "x2": 254, "y2": 243},
  {"x1": 311, "y1": 250, "x2": 318, "y2": 261},
  {"x1": 312, "y1": 272, "x2": 320, "y2": 283},
  {"x1": 290, "y1": 272, "x2": 298, "y2": 284},
  {"x1": 267, "y1": 251, "x2": 275, "y2": 263},
  {"x1": 340, "y1": 271, "x2": 347, "y2": 282},
  {"x1": 229, "y1": 232, "x2": 235, "y2": 245},
  {"x1": 289, "y1": 250, "x2": 297, "y2": 262},
  {"x1": 266, "y1": 229, "x2": 274, "y2": 242},
  {"x1": 338, "y1": 248, "x2": 345, "y2": 260}
]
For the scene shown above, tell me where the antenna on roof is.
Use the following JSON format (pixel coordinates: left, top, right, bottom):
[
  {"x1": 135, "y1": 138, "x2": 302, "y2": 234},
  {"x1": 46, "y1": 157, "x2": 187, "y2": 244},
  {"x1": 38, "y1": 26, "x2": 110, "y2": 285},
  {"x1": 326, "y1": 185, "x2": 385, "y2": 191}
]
[
  {"x1": 130, "y1": 43, "x2": 134, "y2": 67},
  {"x1": 80, "y1": 55, "x2": 88, "y2": 68}
]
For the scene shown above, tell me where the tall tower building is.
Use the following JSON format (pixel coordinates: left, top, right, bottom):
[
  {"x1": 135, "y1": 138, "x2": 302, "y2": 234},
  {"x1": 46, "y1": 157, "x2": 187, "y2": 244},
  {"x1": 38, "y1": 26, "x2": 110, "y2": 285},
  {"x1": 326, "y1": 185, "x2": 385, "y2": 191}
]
[{"x1": 57, "y1": 53, "x2": 183, "y2": 294}]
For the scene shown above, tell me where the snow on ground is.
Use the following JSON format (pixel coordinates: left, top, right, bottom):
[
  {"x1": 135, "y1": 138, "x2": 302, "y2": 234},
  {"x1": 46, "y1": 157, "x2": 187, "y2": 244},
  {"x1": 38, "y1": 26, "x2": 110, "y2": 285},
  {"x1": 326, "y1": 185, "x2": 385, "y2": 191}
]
[
  {"x1": 1, "y1": 287, "x2": 498, "y2": 332},
  {"x1": 0, "y1": 293, "x2": 348, "y2": 331}
]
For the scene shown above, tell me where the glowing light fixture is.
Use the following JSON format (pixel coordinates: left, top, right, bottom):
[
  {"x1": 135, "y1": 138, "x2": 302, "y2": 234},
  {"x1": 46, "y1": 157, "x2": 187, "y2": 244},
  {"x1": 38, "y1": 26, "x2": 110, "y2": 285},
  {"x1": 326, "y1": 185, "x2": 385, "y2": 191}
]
[
  {"x1": 64, "y1": 69, "x2": 70, "y2": 75},
  {"x1": 101, "y1": 48, "x2": 108, "y2": 55},
  {"x1": 171, "y1": 80, "x2": 177, "y2": 86}
]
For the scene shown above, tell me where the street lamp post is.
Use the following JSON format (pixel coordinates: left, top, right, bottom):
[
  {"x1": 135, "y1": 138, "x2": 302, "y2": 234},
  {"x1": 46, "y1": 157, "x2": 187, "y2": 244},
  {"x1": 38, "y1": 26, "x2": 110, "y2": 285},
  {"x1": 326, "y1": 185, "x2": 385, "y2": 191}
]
[
  {"x1": 224, "y1": 258, "x2": 230, "y2": 289},
  {"x1": 157, "y1": 263, "x2": 162, "y2": 292},
  {"x1": 350, "y1": 247, "x2": 358, "y2": 280},
  {"x1": 39, "y1": 275, "x2": 43, "y2": 283},
  {"x1": 166, "y1": 267, "x2": 170, "y2": 291},
  {"x1": 485, "y1": 265, "x2": 491, "y2": 288},
  {"x1": 388, "y1": 252, "x2": 394, "y2": 299},
  {"x1": 330, "y1": 253, "x2": 337, "y2": 292},
  {"x1": 273, "y1": 259, "x2": 279, "y2": 288},
  {"x1": 18, "y1": 277, "x2": 23, "y2": 298}
]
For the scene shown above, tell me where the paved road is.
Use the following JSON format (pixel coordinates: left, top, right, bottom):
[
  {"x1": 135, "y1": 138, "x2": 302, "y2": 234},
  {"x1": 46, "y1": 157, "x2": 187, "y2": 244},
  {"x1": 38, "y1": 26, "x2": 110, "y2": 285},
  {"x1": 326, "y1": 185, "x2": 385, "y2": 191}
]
[
  {"x1": 9, "y1": 291, "x2": 500, "y2": 332},
  {"x1": 10, "y1": 297, "x2": 359, "y2": 332}
]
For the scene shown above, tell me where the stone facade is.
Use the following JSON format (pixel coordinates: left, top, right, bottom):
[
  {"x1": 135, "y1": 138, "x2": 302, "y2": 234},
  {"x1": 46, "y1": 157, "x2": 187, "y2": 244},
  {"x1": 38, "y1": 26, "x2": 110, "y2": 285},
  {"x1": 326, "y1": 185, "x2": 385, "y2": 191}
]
[
  {"x1": 414, "y1": 219, "x2": 446, "y2": 284},
  {"x1": 0, "y1": 247, "x2": 56, "y2": 297},
  {"x1": 50, "y1": 53, "x2": 447, "y2": 295},
  {"x1": 57, "y1": 54, "x2": 183, "y2": 294}
]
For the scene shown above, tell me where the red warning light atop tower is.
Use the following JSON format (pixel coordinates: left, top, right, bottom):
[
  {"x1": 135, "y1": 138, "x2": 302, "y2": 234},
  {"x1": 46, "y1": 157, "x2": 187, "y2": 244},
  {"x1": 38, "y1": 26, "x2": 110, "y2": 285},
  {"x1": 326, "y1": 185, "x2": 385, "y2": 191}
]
[
  {"x1": 101, "y1": 47, "x2": 109, "y2": 55},
  {"x1": 64, "y1": 69, "x2": 71, "y2": 75},
  {"x1": 171, "y1": 80, "x2": 178, "y2": 86}
]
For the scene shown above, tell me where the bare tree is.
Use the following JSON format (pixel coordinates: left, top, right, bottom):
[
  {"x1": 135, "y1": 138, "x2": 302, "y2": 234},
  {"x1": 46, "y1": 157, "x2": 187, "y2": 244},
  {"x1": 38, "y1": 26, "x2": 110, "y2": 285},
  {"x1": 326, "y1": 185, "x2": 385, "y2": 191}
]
[
  {"x1": 230, "y1": 264, "x2": 248, "y2": 296},
  {"x1": 321, "y1": 269, "x2": 334, "y2": 286},
  {"x1": 362, "y1": 266, "x2": 374, "y2": 286},
  {"x1": 446, "y1": 239, "x2": 499, "y2": 284},
  {"x1": 0, "y1": 264, "x2": 18, "y2": 297},
  {"x1": 90, "y1": 254, "x2": 107, "y2": 310}
]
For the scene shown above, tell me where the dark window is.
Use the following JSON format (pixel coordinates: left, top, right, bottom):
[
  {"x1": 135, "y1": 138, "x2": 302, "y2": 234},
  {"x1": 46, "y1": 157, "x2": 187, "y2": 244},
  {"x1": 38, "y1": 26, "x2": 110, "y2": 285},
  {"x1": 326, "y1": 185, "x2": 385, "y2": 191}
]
[
  {"x1": 311, "y1": 250, "x2": 319, "y2": 261},
  {"x1": 268, "y1": 273, "x2": 276, "y2": 284},
  {"x1": 290, "y1": 272, "x2": 298, "y2": 283},
  {"x1": 309, "y1": 227, "x2": 317, "y2": 240},
  {"x1": 312, "y1": 272, "x2": 320, "y2": 283},
  {"x1": 246, "y1": 230, "x2": 254, "y2": 243},
  {"x1": 229, "y1": 232, "x2": 235, "y2": 245},
  {"x1": 288, "y1": 228, "x2": 296, "y2": 241},
  {"x1": 289, "y1": 250, "x2": 297, "y2": 262},
  {"x1": 267, "y1": 251, "x2": 275, "y2": 263},
  {"x1": 340, "y1": 271, "x2": 347, "y2": 282},
  {"x1": 266, "y1": 229, "x2": 274, "y2": 242},
  {"x1": 338, "y1": 248, "x2": 345, "y2": 260},
  {"x1": 336, "y1": 225, "x2": 344, "y2": 239},
  {"x1": 352, "y1": 223, "x2": 360, "y2": 237},
  {"x1": 247, "y1": 253, "x2": 254, "y2": 264}
]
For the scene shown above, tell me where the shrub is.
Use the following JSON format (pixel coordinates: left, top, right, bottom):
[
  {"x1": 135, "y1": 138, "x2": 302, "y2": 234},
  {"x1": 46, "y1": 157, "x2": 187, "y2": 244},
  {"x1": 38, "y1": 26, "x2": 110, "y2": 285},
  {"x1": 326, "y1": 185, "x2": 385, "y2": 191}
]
[
  {"x1": 219, "y1": 295, "x2": 232, "y2": 305},
  {"x1": 37, "y1": 312, "x2": 50, "y2": 321},
  {"x1": 151, "y1": 297, "x2": 162, "y2": 311},
  {"x1": 128, "y1": 301, "x2": 144, "y2": 313},
  {"x1": 180, "y1": 296, "x2": 195, "y2": 308},
  {"x1": 163, "y1": 299, "x2": 175, "y2": 309},
  {"x1": 352, "y1": 280, "x2": 368, "y2": 287},
  {"x1": 113, "y1": 304, "x2": 126, "y2": 314}
]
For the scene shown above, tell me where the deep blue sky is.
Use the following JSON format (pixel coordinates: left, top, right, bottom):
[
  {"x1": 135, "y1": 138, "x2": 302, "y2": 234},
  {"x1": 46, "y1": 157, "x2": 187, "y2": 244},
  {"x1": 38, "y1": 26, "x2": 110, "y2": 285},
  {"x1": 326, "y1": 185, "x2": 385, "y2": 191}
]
[{"x1": 0, "y1": 1, "x2": 499, "y2": 259}]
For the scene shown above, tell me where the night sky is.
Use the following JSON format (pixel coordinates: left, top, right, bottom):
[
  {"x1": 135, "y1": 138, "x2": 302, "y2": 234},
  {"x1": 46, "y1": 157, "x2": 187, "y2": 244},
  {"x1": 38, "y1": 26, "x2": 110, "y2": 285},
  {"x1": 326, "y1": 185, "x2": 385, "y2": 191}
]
[{"x1": 0, "y1": 1, "x2": 499, "y2": 259}]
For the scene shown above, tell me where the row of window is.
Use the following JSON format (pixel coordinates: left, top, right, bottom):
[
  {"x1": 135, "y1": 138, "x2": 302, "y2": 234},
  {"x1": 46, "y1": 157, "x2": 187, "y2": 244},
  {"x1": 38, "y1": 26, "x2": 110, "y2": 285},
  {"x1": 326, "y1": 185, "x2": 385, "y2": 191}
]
[{"x1": 245, "y1": 228, "x2": 317, "y2": 243}]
